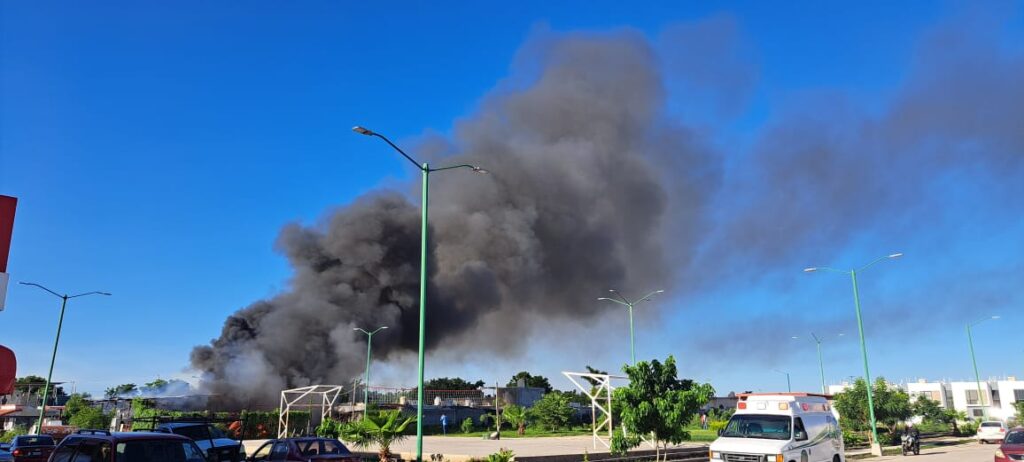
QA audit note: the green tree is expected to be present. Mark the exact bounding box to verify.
[340,410,415,462]
[507,372,553,393]
[423,377,485,390]
[528,392,574,431]
[911,397,945,424]
[104,383,138,399]
[502,404,528,435]
[833,378,912,441]
[609,355,714,462]
[68,406,110,430]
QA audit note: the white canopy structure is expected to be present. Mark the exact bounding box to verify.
[562,371,629,449]
[278,385,343,438]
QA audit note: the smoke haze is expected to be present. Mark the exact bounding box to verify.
[192,10,1024,402]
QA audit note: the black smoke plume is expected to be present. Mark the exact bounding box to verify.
[190,30,717,404]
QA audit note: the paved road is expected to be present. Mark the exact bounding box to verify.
[867,442,996,462]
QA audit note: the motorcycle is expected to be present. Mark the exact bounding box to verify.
[901,433,921,456]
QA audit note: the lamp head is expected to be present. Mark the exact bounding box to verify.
[352,126,374,136]
[888,253,904,259]
[381,326,389,329]
[992,316,1001,320]
[471,166,489,174]
[803,267,818,273]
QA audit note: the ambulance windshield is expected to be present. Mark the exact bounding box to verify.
[721,414,792,440]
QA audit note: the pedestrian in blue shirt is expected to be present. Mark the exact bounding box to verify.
[440,413,448,435]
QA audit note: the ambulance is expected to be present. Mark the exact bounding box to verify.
[709,393,844,462]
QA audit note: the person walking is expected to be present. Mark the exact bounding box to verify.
[440,413,448,435]
[701,412,708,430]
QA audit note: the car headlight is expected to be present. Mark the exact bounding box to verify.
[995,449,1005,458]
[710,451,721,460]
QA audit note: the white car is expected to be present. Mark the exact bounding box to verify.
[977,420,1008,444]
[710,393,845,462]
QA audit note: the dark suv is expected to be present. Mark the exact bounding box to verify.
[48,429,211,462]
[9,435,55,462]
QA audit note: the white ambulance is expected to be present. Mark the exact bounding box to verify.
[709,393,844,462]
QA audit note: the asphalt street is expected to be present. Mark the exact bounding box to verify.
[867,442,997,462]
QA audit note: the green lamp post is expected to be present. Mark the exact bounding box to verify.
[773,369,792,392]
[354,126,487,462]
[597,289,664,365]
[354,326,388,418]
[804,252,902,454]
[966,315,999,418]
[792,333,844,394]
[19,282,110,432]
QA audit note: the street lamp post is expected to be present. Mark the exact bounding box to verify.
[791,333,844,394]
[354,126,487,462]
[19,282,110,432]
[966,315,999,418]
[597,289,664,365]
[804,252,901,454]
[773,369,792,392]
[354,326,388,418]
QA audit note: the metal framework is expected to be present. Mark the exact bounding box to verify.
[278,385,343,438]
[563,371,628,449]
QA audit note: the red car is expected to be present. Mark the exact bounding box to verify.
[248,438,357,462]
[996,427,1024,462]
[8,435,55,462]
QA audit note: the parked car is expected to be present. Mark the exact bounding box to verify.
[153,422,245,462]
[995,427,1024,462]
[47,429,210,462]
[979,421,1009,444]
[247,438,358,462]
[8,435,55,462]
[0,444,12,462]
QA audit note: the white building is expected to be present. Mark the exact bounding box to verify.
[829,376,1022,422]
[907,379,953,409]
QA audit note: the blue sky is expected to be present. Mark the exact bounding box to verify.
[2,1,1022,397]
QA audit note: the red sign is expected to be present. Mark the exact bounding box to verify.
[0,195,16,273]
[0,345,15,395]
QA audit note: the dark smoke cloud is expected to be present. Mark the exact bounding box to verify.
[191,29,719,404]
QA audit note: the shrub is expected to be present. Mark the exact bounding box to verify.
[486,448,514,462]
[957,421,979,436]
[709,421,727,433]
[0,425,28,443]
[842,429,867,447]
[461,417,475,434]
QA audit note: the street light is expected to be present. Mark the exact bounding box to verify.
[354,126,487,462]
[19,282,110,432]
[353,326,388,418]
[791,333,844,394]
[597,289,664,365]
[773,369,792,392]
[803,252,901,454]
[966,315,999,418]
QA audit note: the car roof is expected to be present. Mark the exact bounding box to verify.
[155,422,209,428]
[68,432,193,442]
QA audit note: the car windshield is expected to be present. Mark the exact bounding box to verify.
[15,436,55,446]
[981,422,1003,428]
[1006,432,1024,445]
[207,426,227,439]
[721,414,793,440]
[115,440,205,462]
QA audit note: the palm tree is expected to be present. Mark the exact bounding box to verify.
[340,410,415,462]
[502,404,528,436]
